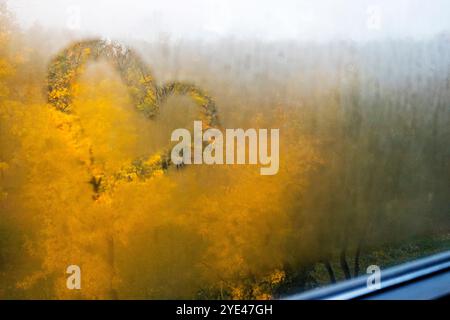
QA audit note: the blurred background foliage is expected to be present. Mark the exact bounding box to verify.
[0,1,449,299]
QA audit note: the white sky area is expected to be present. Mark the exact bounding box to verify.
[6,0,450,42]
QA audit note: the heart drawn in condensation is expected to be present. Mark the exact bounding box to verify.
[47,38,219,197]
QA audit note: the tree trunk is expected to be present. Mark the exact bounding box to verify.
[354,244,362,277]
[340,249,352,280]
[324,260,337,284]
[107,235,119,299]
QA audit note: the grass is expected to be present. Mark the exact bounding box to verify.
[280,232,450,296]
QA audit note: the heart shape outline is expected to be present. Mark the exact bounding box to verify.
[47,38,219,196]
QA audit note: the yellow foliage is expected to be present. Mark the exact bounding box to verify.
[0,7,319,299]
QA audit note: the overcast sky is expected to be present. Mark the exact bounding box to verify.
[7,0,450,42]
